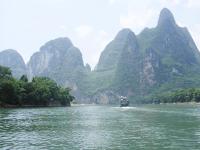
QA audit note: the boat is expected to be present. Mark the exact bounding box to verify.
[120,96,129,107]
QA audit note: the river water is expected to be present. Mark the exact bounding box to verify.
[0,104,200,150]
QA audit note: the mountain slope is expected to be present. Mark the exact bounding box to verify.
[137,8,200,97]
[3,8,199,104]
[27,37,88,102]
[0,49,26,78]
[87,8,200,104]
[80,29,142,104]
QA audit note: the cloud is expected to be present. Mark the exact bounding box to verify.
[97,30,111,50]
[160,0,198,8]
[84,29,112,69]
[119,8,156,33]
[59,25,68,31]
[186,0,200,8]
[159,0,182,6]
[72,27,112,69]
[190,24,200,50]
[75,25,93,38]
[109,0,117,5]
[171,0,181,5]
[86,29,112,69]
[177,21,185,27]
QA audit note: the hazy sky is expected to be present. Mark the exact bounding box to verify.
[1,0,200,68]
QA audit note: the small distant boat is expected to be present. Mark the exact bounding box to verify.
[120,96,129,107]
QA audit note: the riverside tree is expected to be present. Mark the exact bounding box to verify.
[0,65,74,107]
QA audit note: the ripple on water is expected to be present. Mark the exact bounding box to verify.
[0,105,200,150]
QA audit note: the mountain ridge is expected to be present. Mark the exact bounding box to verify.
[87,8,200,103]
[1,8,200,104]
[0,49,27,78]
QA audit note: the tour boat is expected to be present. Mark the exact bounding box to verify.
[120,96,129,107]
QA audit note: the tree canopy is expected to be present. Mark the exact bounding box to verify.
[0,65,74,107]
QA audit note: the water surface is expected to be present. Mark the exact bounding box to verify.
[0,104,200,149]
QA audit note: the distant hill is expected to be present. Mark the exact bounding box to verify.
[85,8,200,104]
[2,8,200,104]
[0,49,26,78]
[27,37,90,103]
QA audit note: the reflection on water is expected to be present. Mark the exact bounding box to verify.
[0,104,200,149]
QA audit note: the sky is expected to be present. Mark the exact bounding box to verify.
[1,0,200,69]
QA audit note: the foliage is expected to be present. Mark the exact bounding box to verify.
[0,65,74,107]
[147,88,200,104]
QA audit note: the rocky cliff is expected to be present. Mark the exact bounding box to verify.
[87,8,200,104]
[0,49,26,78]
[27,37,89,102]
[2,8,200,104]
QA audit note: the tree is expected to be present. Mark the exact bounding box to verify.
[0,65,12,79]
[20,75,28,82]
[0,66,74,107]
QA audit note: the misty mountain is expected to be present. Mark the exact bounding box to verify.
[86,8,200,103]
[27,37,88,100]
[0,49,26,78]
[1,8,200,104]
[137,8,200,98]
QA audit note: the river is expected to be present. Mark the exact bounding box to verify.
[0,104,200,149]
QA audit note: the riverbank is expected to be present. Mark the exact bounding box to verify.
[158,101,200,105]
[1,100,200,109]
[0,102,70,109]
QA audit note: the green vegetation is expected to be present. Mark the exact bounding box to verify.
[79,70,114,95]
[0,65,74,107]
[1,9,200,105]
[150,88,200,104]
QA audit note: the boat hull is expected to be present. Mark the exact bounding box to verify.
[120,100,129,107]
